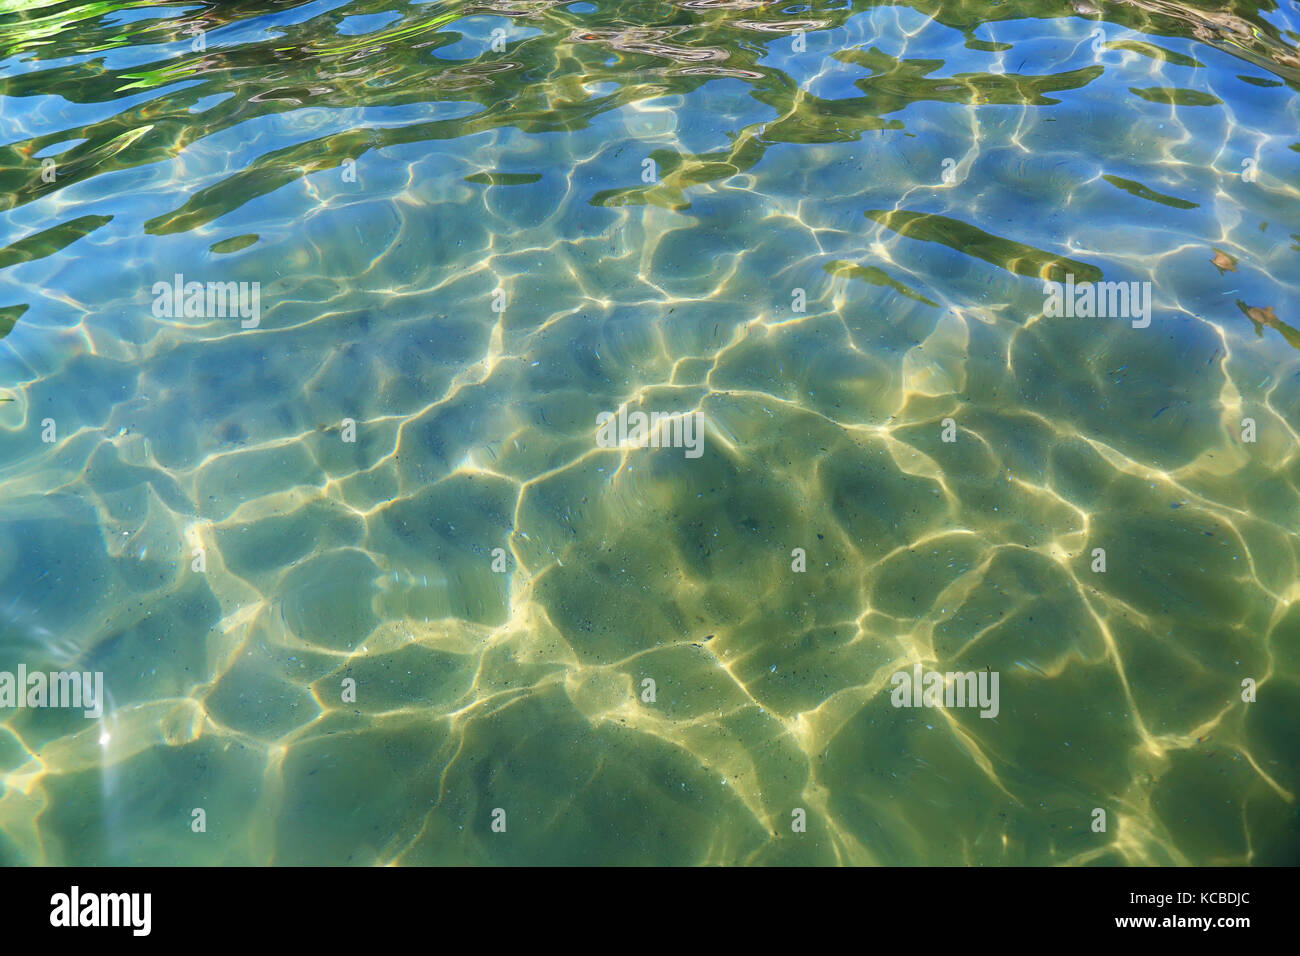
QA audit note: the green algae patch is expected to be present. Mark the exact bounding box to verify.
[0,303,27,340]
[865,209,1104,283]
[465,172,542,186]
[1103,174,1199,210]
[0,215,112,270]
[825,259,939,307]
[1129,86,1223,106]
[210,234,259,254]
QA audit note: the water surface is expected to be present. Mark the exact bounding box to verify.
[0,0,1298,865]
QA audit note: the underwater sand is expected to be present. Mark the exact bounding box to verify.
[0,0,1298,865]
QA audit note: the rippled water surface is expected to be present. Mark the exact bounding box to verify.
[1,0,1298,865]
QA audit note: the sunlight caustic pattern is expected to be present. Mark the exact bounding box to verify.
[0,0,1297,865]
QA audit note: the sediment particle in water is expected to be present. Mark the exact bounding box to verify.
[1210,248,1238,273]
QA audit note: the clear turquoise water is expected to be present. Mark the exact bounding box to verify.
[0,0,1298,865]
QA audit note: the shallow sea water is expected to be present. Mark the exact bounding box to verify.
[0,0,1298,865]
